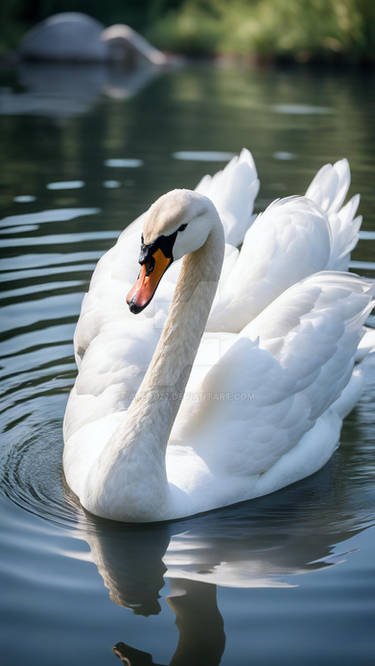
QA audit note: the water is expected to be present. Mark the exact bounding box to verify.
[1,61,375,666]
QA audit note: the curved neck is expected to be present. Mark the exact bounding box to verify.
[91,206,224,521]
[131,214,224,429]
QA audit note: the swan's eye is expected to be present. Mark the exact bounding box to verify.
[145,256,155,276]
[178,224,187,232]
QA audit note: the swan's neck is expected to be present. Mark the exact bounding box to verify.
[134,218,224,426]
[89,210,224,521]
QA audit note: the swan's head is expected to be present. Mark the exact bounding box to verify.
[126,189,216,313]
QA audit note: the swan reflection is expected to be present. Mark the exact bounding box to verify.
[74,461,364,665]
[0,62,161,118]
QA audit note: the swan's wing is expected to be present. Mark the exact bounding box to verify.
[305,158,361,270]
[64,312,162,441]
[209,157,362,332]
[66,215,168,439]
[195,148,260,247]
[173,272,374,479]
[208,196,332,332]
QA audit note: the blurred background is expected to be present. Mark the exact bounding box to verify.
[1,0,375,64]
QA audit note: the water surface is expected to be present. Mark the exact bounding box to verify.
[1,62,375,665]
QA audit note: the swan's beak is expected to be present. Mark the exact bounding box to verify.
[126,248,171,314]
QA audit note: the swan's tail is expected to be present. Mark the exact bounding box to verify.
[195,148,260,247]
[305,158,350,214]
[305,158,362,271]
[327,195,362,271]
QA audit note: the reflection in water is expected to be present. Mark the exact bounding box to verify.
[172,151,235,162]
[46,180,85,190]
[79,462,368,665]
[89,523,169,616]
[0,62,162,118]
[271,104,332,114]
[104,158,143,168]
[113,581,224,666]
[13,195,36,203]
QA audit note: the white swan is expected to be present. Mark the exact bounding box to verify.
[68,151,361,442]
[63,164,374,521]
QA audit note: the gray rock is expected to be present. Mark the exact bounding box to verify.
[19,12,108,62]
[19,13,169,66]
[102,24,167,66]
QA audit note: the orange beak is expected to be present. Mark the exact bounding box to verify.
[126,248,171,313]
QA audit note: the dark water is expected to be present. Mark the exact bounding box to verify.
[1,62,375,666]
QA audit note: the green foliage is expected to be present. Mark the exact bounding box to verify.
[1,0,375,62]
[148,0,375,62]
[147,3,225,55]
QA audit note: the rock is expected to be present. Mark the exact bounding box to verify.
[101,24,167,66]
[19,13,168,66]
[19,13,108,62]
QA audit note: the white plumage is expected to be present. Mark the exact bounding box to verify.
[63,150,374,522]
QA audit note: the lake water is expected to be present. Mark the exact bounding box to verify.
[1,61,375,666]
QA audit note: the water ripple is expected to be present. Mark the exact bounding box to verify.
[0,205,109,532]
[0,417,81,529]
[0,208,100,227]
[46,181,85,190]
